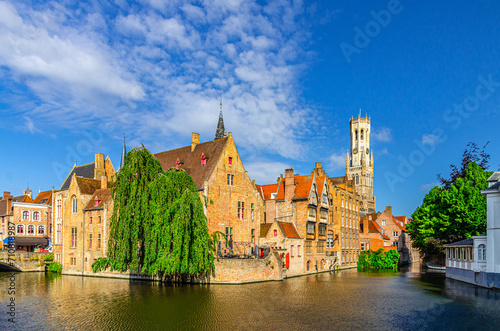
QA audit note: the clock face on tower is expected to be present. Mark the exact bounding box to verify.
[353,148,358,154]
[366,148,369,154]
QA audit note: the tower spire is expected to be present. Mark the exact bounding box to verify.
[119,131,126,171]
[214,94,226,140]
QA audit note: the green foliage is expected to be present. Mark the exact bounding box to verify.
[47,262,63,273]
[41,253,54,262]
[92,146,215,280]
[407,161,492,256]
[357,249,400,270]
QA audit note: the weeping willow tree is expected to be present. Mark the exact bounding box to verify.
[92,146,217,280]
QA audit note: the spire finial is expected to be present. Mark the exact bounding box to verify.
[359,108,361,118]
[220,93,222,113]
[120,132,127,171]
[74,159,77,166]
[215,93,226,140]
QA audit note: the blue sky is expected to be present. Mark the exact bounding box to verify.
[0,0,499,217]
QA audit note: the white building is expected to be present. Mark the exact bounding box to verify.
[444,171,500,288]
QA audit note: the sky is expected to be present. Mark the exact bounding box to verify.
[1,0,499,217]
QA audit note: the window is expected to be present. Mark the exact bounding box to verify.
[50,223,52,235]
[318,224,326,236]
[56,253,61,263]
[322,194,328,204]
[98,216,101,224]
[228,157,233,165]
[89,217,93,225]
[71,227,77,248]
[28,225,35,235]
[317,241,325,253]
[22,211,29,220]
[478,244,486,261]
[381,220,386,226]
[327,233,334,248]
[98,234,101,249]
[57,197,62,219]
[355,175,359,185]
[274,229,277,237]
[225,227,233,237]
[320,209,327,219]
[72,197,77,214]
[360,129,364,140]
[361,242,366,251]
[306,222,315,235]
[291,245,294,257]
[392,241,398,247]
[238,201,245,220]
[251,229,255,243]
[305,241,312,254]
[56,224,61,244]
[17,224,24,234]
[355,130,358,140]
[393,231,398,237]
[89,234,93,248]
[227,174,234,186]
[251,203,254,220]
[201,153,207,166]
[70,257,76,266]
[33,211,40,221]
[38,225,45,235]
[309,208,316,218]
[297,245,301,256]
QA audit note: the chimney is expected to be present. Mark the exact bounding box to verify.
[2,191,11,200]
[192,132,200,151]
[315,162,322,169]
[94,153,105,179]
[386,206,392,216]
[101,175,108,189]
[284,168,295,202]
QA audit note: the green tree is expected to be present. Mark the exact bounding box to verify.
[357,249,399,270]
[408,161,492,257]
[92,146,216,280]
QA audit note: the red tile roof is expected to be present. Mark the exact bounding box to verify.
[392,216,407,232]
[154,138,228,190]
[316,176,326,196]
[277,222,301,239]
[13,195,35,203]
[34,191,52,206]
[368,220,390,240]
[75,177,102,195]
[274,179,286,200]
[293,174,313,200]
[258,183,279,200]
[84,189,112,210]
[260,223,272,237]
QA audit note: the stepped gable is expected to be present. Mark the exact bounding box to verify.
[154,138,228,190]
[60,162,95,190]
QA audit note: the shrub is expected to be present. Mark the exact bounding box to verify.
[42,253,54,262]
[47,262,63,273]
[357,249,400,270]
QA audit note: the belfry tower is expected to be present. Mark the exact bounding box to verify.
[346,113,375,214]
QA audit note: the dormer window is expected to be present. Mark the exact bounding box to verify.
[95,196,99,207]
[271,193,277,199]
[274,229,277,237]
[228,157,233,165]
[201,153,207,166]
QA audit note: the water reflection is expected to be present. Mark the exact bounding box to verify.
[1,265,499,330]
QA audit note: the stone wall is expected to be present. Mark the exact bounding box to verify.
[0,251,46,272]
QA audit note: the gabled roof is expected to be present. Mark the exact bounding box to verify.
[60,162,95,190]
[293,174,314,200]
[34,191,52,206]
[277,222,301,239]
[316,176,326,196]
[84,189,112,210]
[392,216,407,232]
[260,223,272,237]
[154,138,228,190]
[0,200,9,216]
[368,221,390,240]
[257,183,279,200]
[13,195,35,203]
[75,177,102,195]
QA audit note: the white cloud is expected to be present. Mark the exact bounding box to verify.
[421,133,443,146]
[245,160,290,184]
[372,127,392,142]
[24,116,36,134]
[328,152,346,171]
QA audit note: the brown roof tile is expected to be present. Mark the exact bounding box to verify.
[293,174,313,200]
[154,138,228,190]
[260,223,272,237]
[34,191,52,206]
[277,221,301,239]
[84,189,112,210]
[0,199,9,216]
[75,177,102,195]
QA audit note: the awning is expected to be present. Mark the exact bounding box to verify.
[5,237,49,246]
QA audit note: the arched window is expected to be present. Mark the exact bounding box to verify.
[360,129,364,140]
[22,211,29,220]
[28,225,35,235]
[306,260,310,271]
[33,211,40,221]
[355,175,359,185]
[57,195,62,219]
[38,225,45,235]
[72,196,77,214]
[478,244,486,261]
[355,130,358,140]
[17,224,24,234]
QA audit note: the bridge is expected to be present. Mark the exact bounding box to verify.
[0,251,47,272]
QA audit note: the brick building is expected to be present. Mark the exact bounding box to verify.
[52,153,115,273]
[360,206,417,264]
[1,188,52,251]
[154,131,263,256]
[329,175,361,268]
[258,163,334,276]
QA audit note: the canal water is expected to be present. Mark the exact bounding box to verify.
[1,264,500,330]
